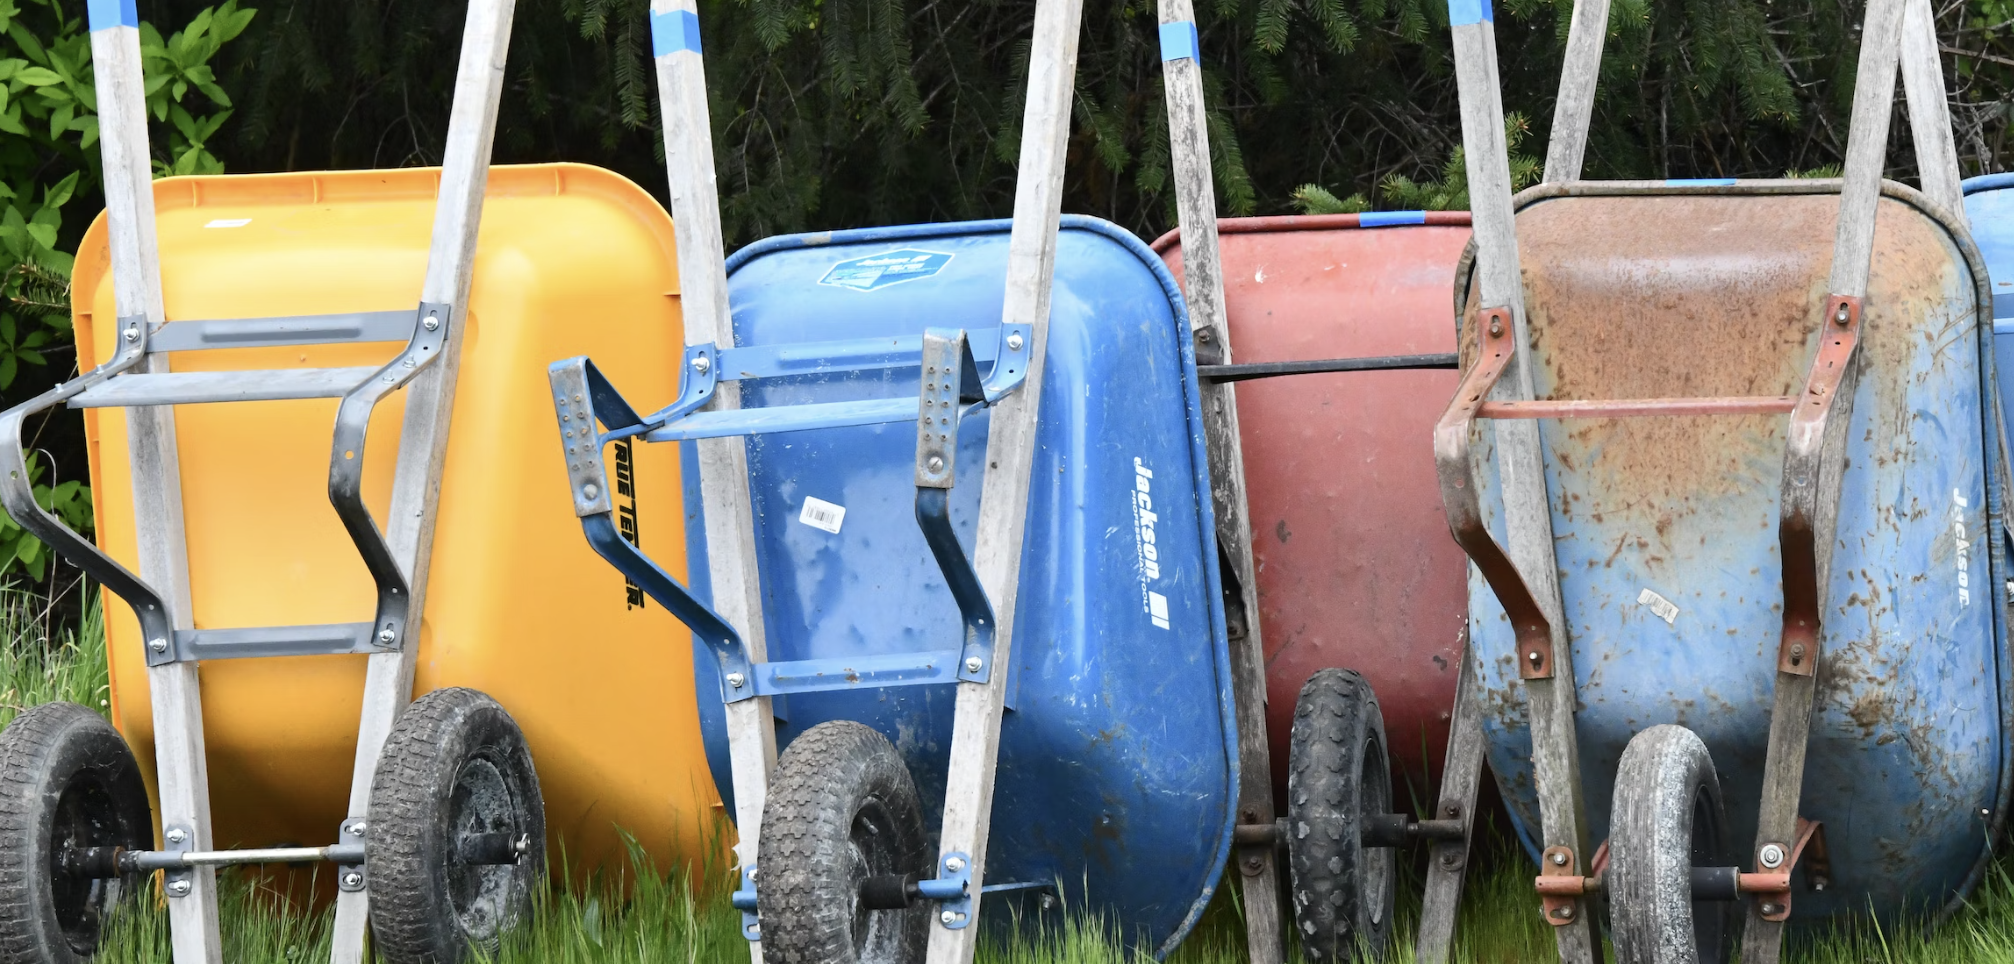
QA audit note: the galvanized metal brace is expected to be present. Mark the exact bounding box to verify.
[550,324,1030,705]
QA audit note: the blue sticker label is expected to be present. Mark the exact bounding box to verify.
[651,9,702,57]
[1159,21,1200,62]
[88,0,139,31]
[1359,210,1428,227]
[1448,0,1493,26]
[819,249,954,291]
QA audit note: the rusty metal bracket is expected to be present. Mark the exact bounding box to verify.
[1745,818,1828,921]
[1777,295,1863,677]
[1533,840,1608,926]
[1434,306,1557,681]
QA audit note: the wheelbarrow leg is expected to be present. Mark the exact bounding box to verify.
[1742,0,1901,959]
[925,3,1081,963]
[1414,632,1485,964]
[1152,4,1285,962]
[326,4,519,961]
[647,4,783,957]
[84,14,219,961]
[1444,6,1603,961]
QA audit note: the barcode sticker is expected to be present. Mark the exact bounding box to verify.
[1637,588,1680,625]
[799,496,846,534]
[204,218,252,228]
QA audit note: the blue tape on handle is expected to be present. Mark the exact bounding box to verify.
[651,9,702,57]
[1665,178,1737,186]
[1159,21,1200,62]
[1360,211,1428,228]
[1447,0,1493,26]
[88,0,139,31]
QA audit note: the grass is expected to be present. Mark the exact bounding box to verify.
[6,588,2014,962]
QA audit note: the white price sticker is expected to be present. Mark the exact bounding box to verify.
[799,496,846,534]
[1637,588,1679,625]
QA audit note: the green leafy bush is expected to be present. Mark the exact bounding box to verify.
[0,0,252,579]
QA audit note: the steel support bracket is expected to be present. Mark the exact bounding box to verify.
[161,825,195,899]
[1534,840,1607,925]
[1750,818,1829,921]
[1434,306,1557,680]
[915,329,998,686]
[930,851,975,929]
[730,863,760,940]
[1777,295,1862,677]
[335,816,367,893]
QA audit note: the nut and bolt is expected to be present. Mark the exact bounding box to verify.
[945,856,966,872]
[927,456,945,473]
[166,879,192,897]
[342,871,364,889]
[1527,650,1543,666]
[124,327,140,343]
[1550,906,1574,921]
[423,315,440,331]
[148,638,168,654]
[964,657,983,673]
[1759,844,1786,869]
[582,482,600,500]
[1006,332,1025,351]
[692,355,711,374]
[725,673,746,688]
[1760,902,1781,916]
[345,821,368,838]
[378,627,397,645]
[165,829,188,845]
[1788,643,1805,665]
[1550,852,1569,867]
[1488,318,1505,337]
[1835,304,1852,325]
[941,911,957,925]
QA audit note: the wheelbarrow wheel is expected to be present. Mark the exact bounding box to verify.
[0,702,152,964]
[366,688,545,964]
[759,720,929,964]
[1610,724,1736,964]
[1285,668,1395,961]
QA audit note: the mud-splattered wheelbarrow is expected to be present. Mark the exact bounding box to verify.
[1433,0,2007,962]
[548,2,1241,961]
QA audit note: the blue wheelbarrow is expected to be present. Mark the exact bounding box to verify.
[551,214,1238,957]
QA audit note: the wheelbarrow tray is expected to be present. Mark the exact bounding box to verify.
[1463,180,2009,920]
[680,216,1238,953]
[1153,213,1474,800]
[73,164,721,879]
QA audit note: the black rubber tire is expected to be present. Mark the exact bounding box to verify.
[0,702,152,964]
[758,721,929,964]
[366,688,545,964]
[1610,724,1736,964]
[1285,668,1395,962]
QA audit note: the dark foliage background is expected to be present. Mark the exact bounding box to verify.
[135,0,2014,247]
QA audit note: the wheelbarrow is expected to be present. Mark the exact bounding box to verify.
[0,3,713,962]
[1152,212,1480,958]
[1433,0,2007,961]
[548,1,1236,960]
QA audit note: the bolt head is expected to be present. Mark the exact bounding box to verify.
[1834,305,1851,325]
[1550,852,1568,866]
[1760,902,1780,915]
[1550,905,1573,920]
[378,628,397,644]
[1006,332,1025,351]
[964,656,983,673]
[423,315,441,331]
[1527,650,1542,665]
[582,482,600,500]
[692,355,711,374]
[148,637,168,653]
[725,673,746,688]
[940,911,957,925]
[1488,319,1505,337]
[945,856,965,872]
[342,872,364,889]
[345,821,368,838]
[926,456,945,473]
[1759,843,1785,868]
[165,828,188,844]
[123,327,139,343]
[166,879,192,897]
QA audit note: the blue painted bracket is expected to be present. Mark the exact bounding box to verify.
[729,864,760,940]
[931,852,975,929]
[550,322,1026,707]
